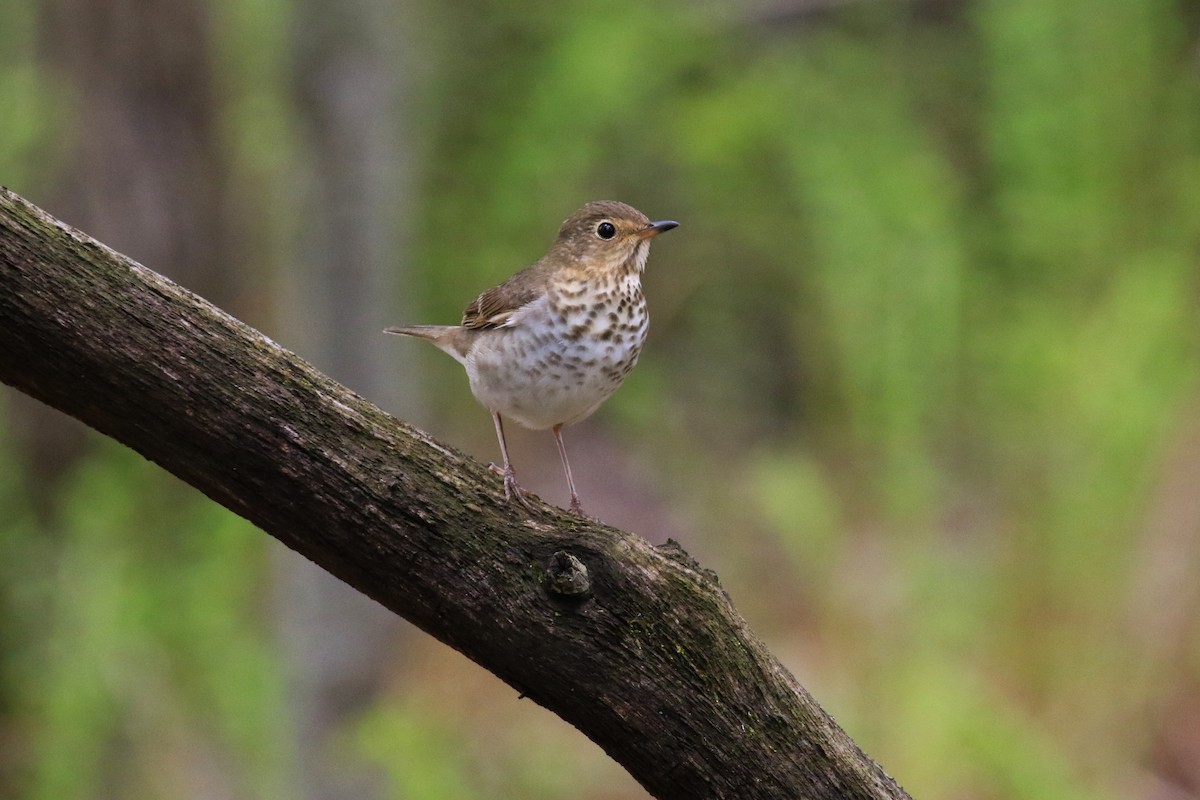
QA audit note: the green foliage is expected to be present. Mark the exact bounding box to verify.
[3,443,287,800]
[0,0,71,190]
[355,704,480,800]
[354,692,637,799]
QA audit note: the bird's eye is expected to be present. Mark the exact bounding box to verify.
[596,221,616,240]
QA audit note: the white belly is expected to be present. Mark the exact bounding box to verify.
[464,293,647,430]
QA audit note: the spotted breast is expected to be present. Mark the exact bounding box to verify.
[464,270,648,431]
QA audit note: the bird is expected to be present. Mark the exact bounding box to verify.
[385,200,678,516]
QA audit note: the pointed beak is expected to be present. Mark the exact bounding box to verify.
[637,219,679,239]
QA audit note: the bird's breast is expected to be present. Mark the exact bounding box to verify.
[461,280,649,429]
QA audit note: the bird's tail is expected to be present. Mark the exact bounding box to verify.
[384,324,455,341]
[384,325,470,364]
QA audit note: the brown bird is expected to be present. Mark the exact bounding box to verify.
[386,200,678,515]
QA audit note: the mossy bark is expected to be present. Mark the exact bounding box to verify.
[0,187,909,800]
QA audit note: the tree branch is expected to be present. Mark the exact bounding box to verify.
[0,187,909,799]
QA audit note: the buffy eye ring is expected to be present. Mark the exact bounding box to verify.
[596,221,616,240]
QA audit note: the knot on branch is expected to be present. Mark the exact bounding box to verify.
[545,551,592,600]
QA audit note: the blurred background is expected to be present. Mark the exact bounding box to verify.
[2,0,1200,798]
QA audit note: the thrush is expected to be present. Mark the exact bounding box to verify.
[386,200,678,515]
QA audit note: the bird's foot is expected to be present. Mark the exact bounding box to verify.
[501,467,538,512]
[568,496,603,523]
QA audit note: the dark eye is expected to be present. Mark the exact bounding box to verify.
[596,221,616,240]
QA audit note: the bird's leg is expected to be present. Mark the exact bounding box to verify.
[491,412,535,511]
[552,424,585,516]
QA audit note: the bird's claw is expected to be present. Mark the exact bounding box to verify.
[502,468,538,512]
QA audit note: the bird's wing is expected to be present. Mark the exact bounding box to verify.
[460,268,546,330]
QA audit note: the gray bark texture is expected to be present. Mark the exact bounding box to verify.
[0,187,911,800]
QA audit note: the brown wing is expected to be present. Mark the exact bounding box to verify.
[460,266,547,329]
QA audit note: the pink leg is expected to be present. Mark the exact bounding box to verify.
[552,424,584,515]
[492,412,535,511]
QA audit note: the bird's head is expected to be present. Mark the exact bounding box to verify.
[552,200,678,275]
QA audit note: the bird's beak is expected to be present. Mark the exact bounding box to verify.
[637,219,679,239]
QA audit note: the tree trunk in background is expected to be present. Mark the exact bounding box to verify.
[24,0,239,515]
[17,2,248,797]
[283,2,417,798]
